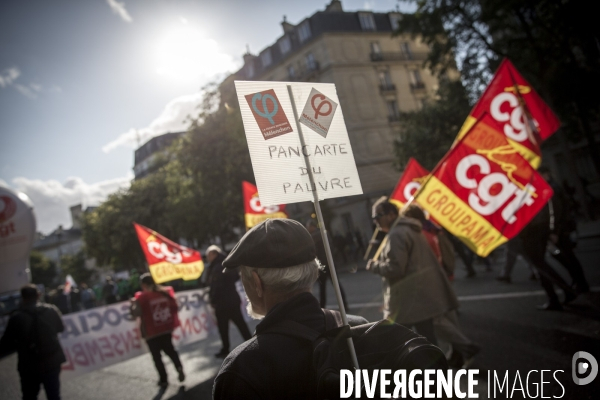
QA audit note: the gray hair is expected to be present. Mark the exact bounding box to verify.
[240,259,322,293]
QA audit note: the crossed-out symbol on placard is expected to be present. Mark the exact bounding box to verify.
[311,94,332,119]
[252,93,279,125]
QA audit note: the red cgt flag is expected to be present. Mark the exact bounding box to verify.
[456,59,560,168]
[243,181,288,229]
[390,158,430,209]
[417,113,554,256]
[133,223,204,284]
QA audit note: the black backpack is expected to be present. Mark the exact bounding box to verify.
[263,309,448,400]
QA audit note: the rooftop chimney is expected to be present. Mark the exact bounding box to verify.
[281,15,295,33]
[325,0,343,12]
[70,204,83,230]
[243,44,256,64]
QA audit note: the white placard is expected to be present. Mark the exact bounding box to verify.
[235,81,363,206]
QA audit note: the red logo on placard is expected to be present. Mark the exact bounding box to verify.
[245,89,293,140]
[0,196,17,223]
[311,94,333,119]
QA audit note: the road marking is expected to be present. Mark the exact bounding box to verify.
[458,290,546,301]
[338,291,546,309]
[334,286,599,309]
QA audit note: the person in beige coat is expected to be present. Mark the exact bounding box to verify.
[404,204,481,368]
[366,197,459,345]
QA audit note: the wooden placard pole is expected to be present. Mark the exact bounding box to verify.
[286,85,360,371]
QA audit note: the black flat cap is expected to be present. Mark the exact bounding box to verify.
[223,218,316,269]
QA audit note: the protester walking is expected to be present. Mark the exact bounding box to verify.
[0,284,67,400]
[52,285,71,315]
[540,167,590,294]
[447,234,477,278]
[305,219,349,310]
[102,277,117,305]
[130,274,185,387]
[204,245,252,358]
[403,205,481,368]
[333,233,348,264]
[520,186,578,310]
[496,235,537,283]
[79,283,96,309]
[366,197,458,345]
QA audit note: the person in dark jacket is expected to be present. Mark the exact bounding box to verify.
[0,284,66,400]
[53,285,71,315]
[520,172,578,310]
[305,219,348,310]
[102,277,117,305]
[540,167,590,294]
[205,245,252,358]
[213,219,367,400]
[447,234,477,278]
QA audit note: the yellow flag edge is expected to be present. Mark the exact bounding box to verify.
[415,176,508,257]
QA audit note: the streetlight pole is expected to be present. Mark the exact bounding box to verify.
[56,225,63,277]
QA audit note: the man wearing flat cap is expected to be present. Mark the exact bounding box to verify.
[212,218,366,400]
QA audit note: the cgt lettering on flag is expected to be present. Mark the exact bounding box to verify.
[242,181,288,229]
[417,113,554,256]
[133,223,204,284]
[390,157,430,210]
[456,59,560,168]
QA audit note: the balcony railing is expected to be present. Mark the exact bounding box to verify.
[370,52,428,62]
[410,82,426,91]
[288,62,321,81]
[379,83,396,93]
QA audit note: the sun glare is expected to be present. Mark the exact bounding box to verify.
[155,26,236,82]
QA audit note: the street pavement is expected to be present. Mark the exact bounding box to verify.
[1,235,599,399]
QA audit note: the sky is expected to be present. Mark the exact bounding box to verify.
[0,0,409,234]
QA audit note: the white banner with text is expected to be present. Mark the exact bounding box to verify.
[59,288,216,380]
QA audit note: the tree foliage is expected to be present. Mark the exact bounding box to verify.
[397,0,600,173]
[82,78,254,270]
[30,251,58,288]
[60,250,94,285]
[394,79,471,170]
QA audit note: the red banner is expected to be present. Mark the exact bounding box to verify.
[133,223,203,284]
[418,114,554,256]
[243,181,288,229]
[389,158,430,209]
[457,59,560,168]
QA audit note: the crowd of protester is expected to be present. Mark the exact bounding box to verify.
[1,167,594,399]
[43,270,143,314]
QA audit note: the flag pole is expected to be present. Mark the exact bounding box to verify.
[362,228,380,261]
[367,113,488,262]
[508,77,540,149]
[286,85,360,371]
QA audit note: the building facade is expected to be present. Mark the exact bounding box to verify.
[32,204,100,281]
[133,131,185,180]
[232,0,443,244]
